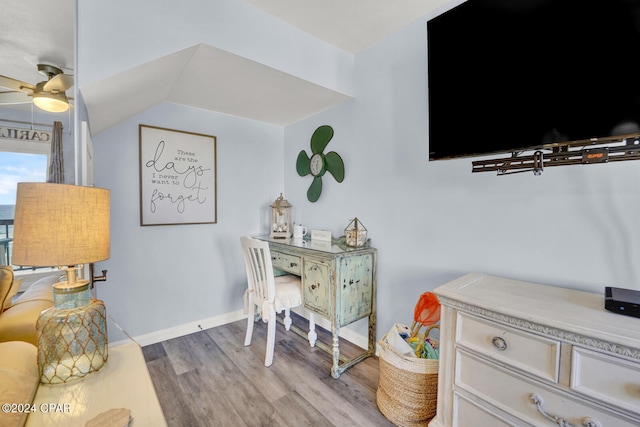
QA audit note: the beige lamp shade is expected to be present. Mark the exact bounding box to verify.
[12,183,110,267]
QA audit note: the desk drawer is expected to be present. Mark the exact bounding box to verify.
[457,313,560,382]
[571,347,640,414]
[302,259,331,318]
[271,252,301,275]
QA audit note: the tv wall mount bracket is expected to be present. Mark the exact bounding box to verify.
[471,133,640,176]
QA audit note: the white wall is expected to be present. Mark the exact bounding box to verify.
[79,0,351,341]
[92,102,284,338]
[284,16,640,338]
[84,2,640,343]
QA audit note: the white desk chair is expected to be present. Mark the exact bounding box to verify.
[240,236,316,367]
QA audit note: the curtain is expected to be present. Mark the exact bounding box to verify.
[47,121,64,183]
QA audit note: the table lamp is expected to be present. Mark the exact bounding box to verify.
[12,182,110,384]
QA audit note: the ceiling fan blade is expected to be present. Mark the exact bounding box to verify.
[296,150,311,176]
[307,176,323,203]
[0,91,32,104]
[324,151,345,183]
[43,74,74,92]
[0,75,35,93]
[310,125,333,154]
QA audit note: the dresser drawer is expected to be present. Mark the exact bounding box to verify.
[456,349,638,427]
[271,252,301,275]
[572,347,640,414]
[453,393,515,427]
[456,313,560,382]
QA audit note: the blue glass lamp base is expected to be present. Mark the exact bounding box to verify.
[36,283,108,384]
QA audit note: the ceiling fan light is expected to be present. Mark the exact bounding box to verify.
[33,91,69,113]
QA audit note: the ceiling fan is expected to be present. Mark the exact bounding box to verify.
[0,64,73,113]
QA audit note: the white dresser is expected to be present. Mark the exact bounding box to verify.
[428,273,640,427]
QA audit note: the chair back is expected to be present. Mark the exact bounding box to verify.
[240,236,275,303]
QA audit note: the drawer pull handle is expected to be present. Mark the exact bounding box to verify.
[491,336,508,351]
[290,262,298,267]
[528,394,601,427]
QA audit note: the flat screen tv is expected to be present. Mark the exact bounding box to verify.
[427,0,640,160]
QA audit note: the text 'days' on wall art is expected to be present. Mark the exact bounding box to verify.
[139,124,217,226]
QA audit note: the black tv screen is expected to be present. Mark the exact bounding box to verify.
[428,0,640,160]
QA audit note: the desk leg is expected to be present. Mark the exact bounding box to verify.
[369,251,377,355]
[330,314,377,379]
[368,309,377,354]
[331,323,341,379]
[308,312,317,347]
[288,316,374,379]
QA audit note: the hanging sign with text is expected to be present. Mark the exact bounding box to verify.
[139,125,217,226]
[0,126,52,143]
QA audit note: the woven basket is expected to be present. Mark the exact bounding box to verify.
[376,326,439,427]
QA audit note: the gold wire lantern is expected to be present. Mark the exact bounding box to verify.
[270,193,292,239]
[345,217,368,247]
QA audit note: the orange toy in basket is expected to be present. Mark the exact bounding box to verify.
[410,291,441,337]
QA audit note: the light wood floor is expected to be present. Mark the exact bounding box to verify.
[142,313,395,427]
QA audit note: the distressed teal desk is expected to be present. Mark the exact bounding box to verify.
[259,237,377,378]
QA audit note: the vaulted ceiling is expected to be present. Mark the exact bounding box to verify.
[0,0,445,132]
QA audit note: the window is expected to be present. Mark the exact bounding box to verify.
[0,151,47,203]
[0,126,50,266]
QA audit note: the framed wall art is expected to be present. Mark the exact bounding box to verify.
[139,125,217,226]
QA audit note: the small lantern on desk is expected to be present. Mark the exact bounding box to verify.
[345,217,367,247]
[270,193,292,239]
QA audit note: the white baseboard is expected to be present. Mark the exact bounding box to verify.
[111,308,370,350]
[111,309,247,347]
